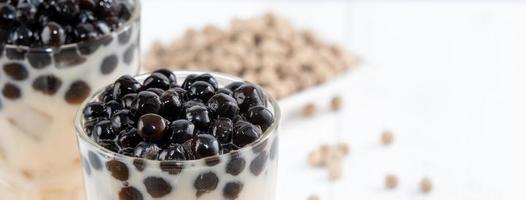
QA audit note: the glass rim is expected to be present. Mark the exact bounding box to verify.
[1,0,141,53]
[74,70,281,165]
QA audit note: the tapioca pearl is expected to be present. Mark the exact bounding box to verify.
[223,181,244,199]
[194,171,219,197]
[32,75,62,95]
[226,154,246,176]
[250,151,268,176]
[53,46,86,68]
[106,160,129,181]
[119,186,143,200]
[3,63,28,81]
[133,159,146,172]
[160,162,184,175]
[27,52,52,69]
[88,151,102,170]
[101,55,119,75]
[123,43,136,65]
[205,156,221,167]
[65,80,91,104]
[82,157,91,176]
[5,48,27,60]
[118,27,132,45]
[2,83,21,100]
[270,137,279,160]
[143,177,173,198]
[252,139,268,153]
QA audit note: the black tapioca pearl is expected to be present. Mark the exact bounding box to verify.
[118,27,132,45]
[270,137,278,160]
[101,54,118,75]
[250,151,268,176]
[88,151,102,170]
[123,43,136,65]
[64,80,91,104]
[252,139,268,153]
[205,156,221,167]
[82,157,91,176]
[223,181,243,199]
[106,160,129,181]
[143,176,172,198]
[3,63,28,81]
[226,154,245,176]
[119,186,143,200]
[194,171,219,197]
[32,75,62,95]
[27,52,52,69]
[5,48,27,60]
[2,83,21,100]
[54,46,86,68]
[133,159,146,172]
[160,162,184,175]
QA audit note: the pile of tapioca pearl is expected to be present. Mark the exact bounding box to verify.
[145,13,355,99]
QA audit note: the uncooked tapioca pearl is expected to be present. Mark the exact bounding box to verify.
[123,43,136,65]
[133,159,146,172]
[27,52,52,69]
[385,174,398,189]
[101,54,119,75]
[308,148,324,167]
[308,195,320,200]
[3,63,28,81]
[105,160,129,181]
[223,181,244,199]
[2,83,21,100]
[420,177,432,193]
[381,130,394,145]
[337,142,350,155]
[32,75,62,95]
[64,80,91,104]
[226,154,246,176]
[119,186,143,200]
[88,151,102,170]
[250,151,268,176]
[194,171,219,197]
[303,103,317,117]
[143,176,173,198]
[160,162,184,175]
[270,137,279,160]
[330,96,343,111]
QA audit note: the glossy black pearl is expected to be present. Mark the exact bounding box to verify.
[121,93,137,109]
[216,88,233,96]
[146,87,165,97]
[207,93,239,119]
[56,0,80,23]
[137,113,167,142]
[9,25,34,46]
[131,91,161,118]
[167,119,195,144]
[143,72,170,90]
[185,105,211,131]
[41,22,65,47]
[224,81,244,92]
[117,128,141,149]
[93,20,111,35]
[188,81,215,102]
[232,120,262,148]
[113,75,141,99]
[246,105,274,132]
[0,5,16,25]
[192,134,220,158]
[73,23,98,42]
[153,69,177,85]
[134,142,161,160]
[194,73,218,89]
[160,89,183,121]
[92,120,117,142]
[77,10,96,24]
[211,117,233,144]
[99,139,119,152]
[158,144,186,161]
[83,102,107,120]
[182,74,198,90]
[111,109,134,132]
[104,100,122,117]
[233,83,267,111]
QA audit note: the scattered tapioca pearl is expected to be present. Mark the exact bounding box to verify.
[381,130,394,145]
[27,52,52,69]
[270,137,278,160]
[385,174,398,189]
[249,151,268,176]
[160,162,184,175]
[223,181,243,199]
[133,159,146,172]
[5,48,27,60]
[420,177,432,193]
[2,83,21,100]
[226,154,246,176]
[32,75,62,95]
[205,156,221,166]
[101,54,118,74]
[53,47,86,68]
[3,63,28,81]
[82,157,91,176]
[105,160,129,181]
[119,186,143,200]
[118,27,132,45]
[123,43,136,65]
[143,176,173,198]
[194,171,219,197]
[88,151,102,170]
[65,80,91,104]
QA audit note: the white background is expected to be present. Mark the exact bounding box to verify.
[141,1,526,199]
